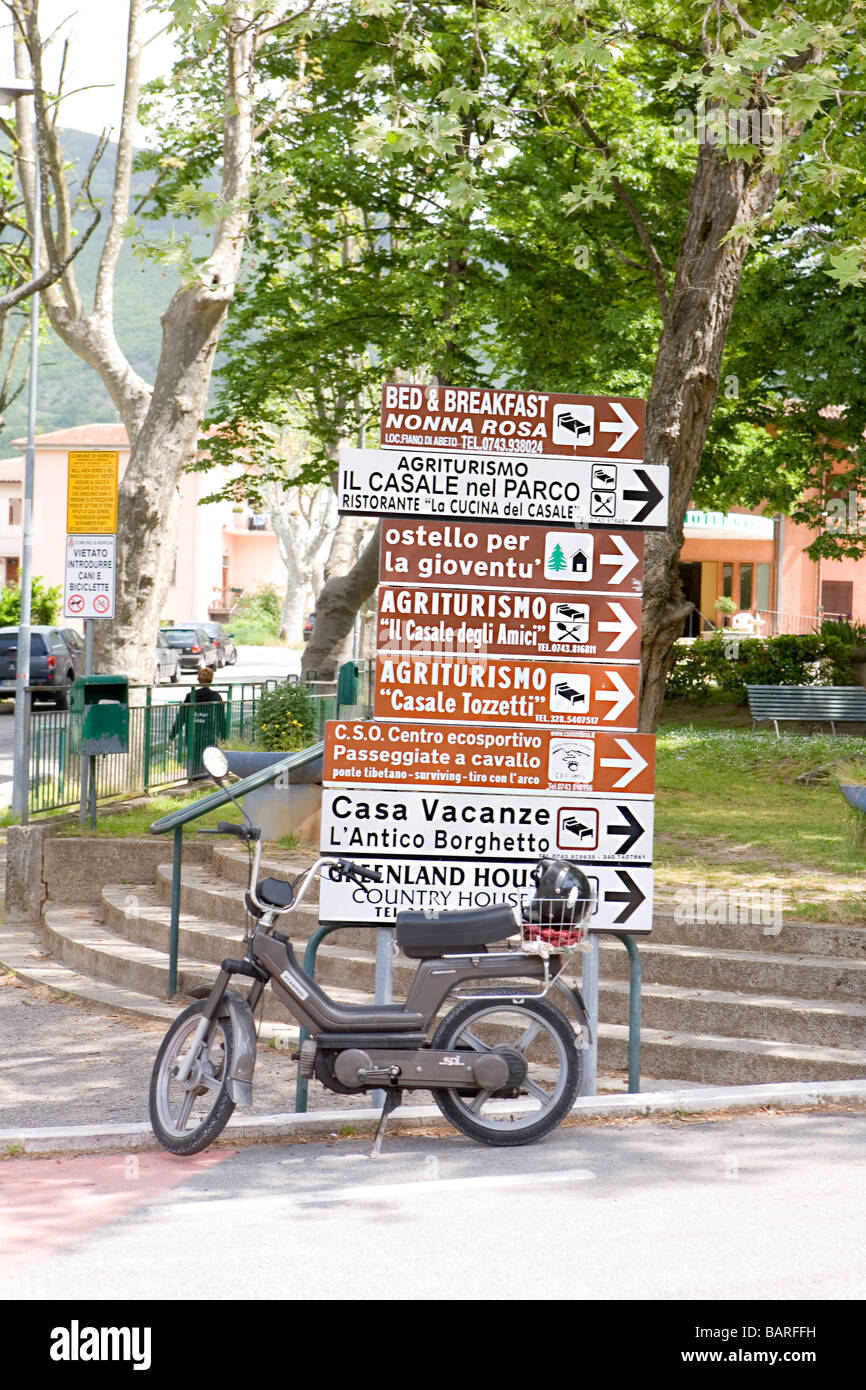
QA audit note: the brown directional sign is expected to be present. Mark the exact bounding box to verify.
[380,383,645,461]
[374,654,641,731]
[324,720,656,796]
[377,585,643,662]
[380,521,643,594]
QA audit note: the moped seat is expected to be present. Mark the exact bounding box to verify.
[395,903,520,960]
[257,876,294,908]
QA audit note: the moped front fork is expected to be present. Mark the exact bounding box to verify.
[183,957,267,1105]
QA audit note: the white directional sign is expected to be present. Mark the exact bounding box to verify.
[319,855,654,933]
[63,534,117,620]
[339,447,669,530]
[322,788,654,864]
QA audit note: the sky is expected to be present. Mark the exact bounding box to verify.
[0,1,176,140]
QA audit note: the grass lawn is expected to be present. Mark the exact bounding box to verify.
[654,723,866,923]
[28,702,866,927]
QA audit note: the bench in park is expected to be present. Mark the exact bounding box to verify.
[746,684,866,738]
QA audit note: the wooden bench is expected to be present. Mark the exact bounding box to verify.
[746,684,866,737]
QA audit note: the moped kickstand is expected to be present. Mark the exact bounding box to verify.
[371,1089,403,1158]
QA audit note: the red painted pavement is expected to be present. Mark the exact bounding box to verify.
[0,1149,234,1274]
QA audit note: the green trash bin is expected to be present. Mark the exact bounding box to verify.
[336,660,359,709]
[71,675,129,755]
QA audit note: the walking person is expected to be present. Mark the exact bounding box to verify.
[170,667,228,778]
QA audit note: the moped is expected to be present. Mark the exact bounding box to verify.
[149,748,593,1155]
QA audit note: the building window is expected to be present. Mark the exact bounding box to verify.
[756,563,771,613]
[739,563,753,611]
[722,563,733,599]
[8,499,21,526]
[821,580,853,618]
[5,558,19,585]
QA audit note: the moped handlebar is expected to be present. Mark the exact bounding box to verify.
[328,858,383,885]
[200,822,262,842]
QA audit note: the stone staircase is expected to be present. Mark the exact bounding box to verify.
[6,835,866,1085]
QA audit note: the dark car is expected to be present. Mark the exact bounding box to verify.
[0,625,86,708]
[154,631,181,685]
[161,626,220,672]
[176,620,237,668]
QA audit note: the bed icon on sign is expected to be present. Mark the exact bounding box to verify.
[557,807,599,851]
[549,603,590,644]
[553,405,594,448]
[551,673,591,713]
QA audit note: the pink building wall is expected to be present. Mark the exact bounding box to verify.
[7,424,286,630]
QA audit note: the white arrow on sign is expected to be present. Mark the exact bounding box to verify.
[597,601,638,653]
[599,535,640,585]
[599,401,639,453]
[599,737,649,788]
[596,669,636,722]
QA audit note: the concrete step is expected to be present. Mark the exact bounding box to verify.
[650,912,866,960]
[600,938,866,1002]
[599,979,866,1051]
[99,883,402,995]
[153,862,374,949]
[0,921,298,1040]
[211,843,318,895]
[597,1022,866,1085]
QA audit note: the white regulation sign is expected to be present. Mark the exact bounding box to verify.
[63,534,117,619]
[319,856,654,933]
[339,447,669,530]
[322,788,654,864]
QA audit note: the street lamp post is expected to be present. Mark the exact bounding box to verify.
[0,77,39,822]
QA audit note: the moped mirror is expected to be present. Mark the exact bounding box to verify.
[202,746,229,780]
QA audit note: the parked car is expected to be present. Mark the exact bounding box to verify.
[176,620,237,668]
[161,626,220,672]
[0,625,86,708]
[154,630,181,685]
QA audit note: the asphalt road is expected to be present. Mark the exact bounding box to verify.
[1,1108,864,1305]
[0,644,300,798]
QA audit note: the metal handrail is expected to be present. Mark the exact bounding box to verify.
[149,739,325,995]
[149,740,325,835]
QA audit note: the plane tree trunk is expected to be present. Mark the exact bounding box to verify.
[637,144,784,731]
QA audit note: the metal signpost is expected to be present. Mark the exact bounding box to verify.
[63,451,119,826]
[321,384,668,1094]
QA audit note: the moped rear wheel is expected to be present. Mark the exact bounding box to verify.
[150,1000,236,1155]
[431,993,581,1147]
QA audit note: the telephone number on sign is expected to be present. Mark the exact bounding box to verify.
[381,433,544,455]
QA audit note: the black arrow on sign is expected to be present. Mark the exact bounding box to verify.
[607,806,644,855]
[604,870,645,924]
[623,468,663,523]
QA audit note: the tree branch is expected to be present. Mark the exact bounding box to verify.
[562,94,672,327]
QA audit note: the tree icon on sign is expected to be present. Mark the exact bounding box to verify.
[548,543,567,573]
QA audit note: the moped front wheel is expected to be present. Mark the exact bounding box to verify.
[149,1000,236,1155]
[431,993,581,1147]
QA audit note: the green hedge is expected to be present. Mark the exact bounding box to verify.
[665,632,853,703]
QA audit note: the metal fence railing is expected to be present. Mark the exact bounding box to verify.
[23,674,350,819]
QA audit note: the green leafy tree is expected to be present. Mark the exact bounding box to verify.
[0,574,61,625]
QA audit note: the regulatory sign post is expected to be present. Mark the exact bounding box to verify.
[321,383,667,1095]
[63,452,119,828]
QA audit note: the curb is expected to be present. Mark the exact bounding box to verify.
[3,1078,865,1156]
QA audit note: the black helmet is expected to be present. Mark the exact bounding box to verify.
[525,858,595,930]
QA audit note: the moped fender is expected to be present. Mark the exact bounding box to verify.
[553,978,592,1043]
[186,983,257,1106]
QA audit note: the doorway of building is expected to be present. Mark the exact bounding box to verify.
[679,562,702,637]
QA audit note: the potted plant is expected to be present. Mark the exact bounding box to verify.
[714,595,736,627]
